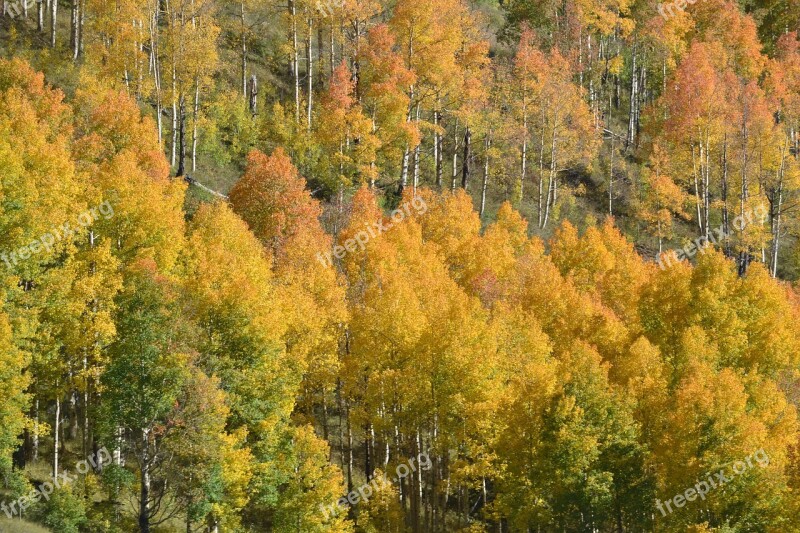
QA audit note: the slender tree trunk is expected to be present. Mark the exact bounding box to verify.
[722,134,729,251]
[33,398,39,461]
[414,431,423,532]
[537,109,546,227]
[241,1,247,98]
[50,0,57,48]
[578,26,583,87]
[69,392,78,440]
[434,109,443,188]
[306,14,313,131]
[451,121,459,191]
[609,135,614,215]
[322,390,330,452]
[290,0,300,124]
[771,140,787,277]
[739,111,750,276]
[82,354,89,469]
[329,26,335,78]
[171,65,178,167]
[431,405,438,532]
[741,101,750,218]
[542,124,557,229]
[413,105,421,192]
[657,217,663,254]
[413,142,421,192]
[705,138,710,238]
[480,134,491,217]
[364,423,372,480]
[54,396,60,478]
[114,427,123,466]
[692,144,702,234]
[400,146,410,194]
[149,3,163,147]
[70,0,76,49]
[139,430,151,533]
[461,127,471,190]
[346,405,353,491]
[520,108,528,205]
[71,0,82,60]
[38,0,44,31]
[337,379,345,474]
[638,59,645,136]
[627,43,637,147]
[177,94,186,177]
[317,24,324,84]
[192,80,199,173]
[772,177,784,278]
[249,74,258,116]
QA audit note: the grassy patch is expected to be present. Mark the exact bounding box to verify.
[0,517,51,532]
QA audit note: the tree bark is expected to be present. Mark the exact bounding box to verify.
[71,0,81,60]
[771,141,787,277]
[451,121,459,191]
[609,135,614,215]
[413,104,421,192]
[329,25,335,79]
[692,144,703,234]
[722,133,729,252]
[306,14,313,131]
[290,0,300,124]
[38,0,44,32]
[520,109,528,205]
[480,134,491,217]
[33,398,39,462]
[434,109,443,188]
[461,127,471,190]
[399,146,410,195]
[537,109,546,227]
[364,423,372,481]
[149,3,163,147]
[346,405,353,491]
[542,123,558,229]
[241,1,247,98]
[192,80,199,173]
[50,0,57,48]
[177,94,186,177]
[139,430,151,533]
[627,43,637,147]
[772,177,784,278]
[702,135,710,239]
[249,74,258,116]
[54,396,60,478]
[171,64,178,167]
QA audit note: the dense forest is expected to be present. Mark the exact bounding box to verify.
[3,0,800,531]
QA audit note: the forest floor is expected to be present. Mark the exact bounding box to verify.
[0,517,51,532]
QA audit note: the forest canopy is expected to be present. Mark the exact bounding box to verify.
[2,0,800,531]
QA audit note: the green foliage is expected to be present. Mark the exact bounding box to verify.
[36,486,87,533]
[199,90,259,168]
